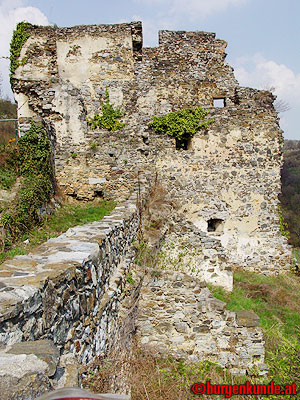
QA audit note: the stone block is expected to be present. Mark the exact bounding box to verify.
[7,339,60,377]
[235,310,260,327]
[89,178,107,185]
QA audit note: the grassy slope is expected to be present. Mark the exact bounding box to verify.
[280,140,300,248]
[0,200,115,264]
[209,270,300,345]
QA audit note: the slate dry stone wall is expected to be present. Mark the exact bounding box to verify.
[0,192,142,364]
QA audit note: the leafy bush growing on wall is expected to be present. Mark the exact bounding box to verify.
[10,21,34,82]
[87,89,125,131]
[148,107,213,149]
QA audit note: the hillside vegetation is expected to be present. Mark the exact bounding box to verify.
[0,98,17,145]
[280,140,300,250]
[0,118,115,263]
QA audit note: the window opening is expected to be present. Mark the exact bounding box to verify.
[175,136,191,150]
[213,98,226,108]
[207,218,224,232]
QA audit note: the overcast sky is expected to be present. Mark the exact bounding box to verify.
[0,0,299,140]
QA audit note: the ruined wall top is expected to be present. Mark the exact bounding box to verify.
[11,20,290,280]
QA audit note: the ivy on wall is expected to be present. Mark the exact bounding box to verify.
[0,124,54,248]
[148,107,213,149]
[10,21,34,82]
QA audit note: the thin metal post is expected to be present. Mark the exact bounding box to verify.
[15,120,18,142]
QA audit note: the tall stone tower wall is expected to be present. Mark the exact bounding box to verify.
[11,21,291,279]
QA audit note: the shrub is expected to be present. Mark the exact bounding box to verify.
[148,107,213,149]
[278,203,290,239]
[87,89,125,131]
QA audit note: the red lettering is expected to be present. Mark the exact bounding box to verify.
[274,385,281,394]
[206,381,213,395]
[246,381,253,395]
[225,385,232,398]
[267,381,274,395]
[285,386,292,395]
[239,384,246,395]
[252,385,259,395]
[213,385,221,395]
[232,385,238,395]
[259,385,267,395]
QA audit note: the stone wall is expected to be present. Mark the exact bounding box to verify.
[137,269,265,376]
[0,185,267,398]
[4,21,293,397]
[11,21,291,277]
[0,191,142,398]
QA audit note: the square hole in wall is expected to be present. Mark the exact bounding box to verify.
[175,136,191,150]
[207,218,224,232]
[213,98,226,108]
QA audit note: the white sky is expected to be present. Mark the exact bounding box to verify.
[0,0,299,140]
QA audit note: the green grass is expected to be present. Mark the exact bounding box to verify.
[0,200,115,264]
[0,166,17,189]
[209,270,300,344]
[0,245,28,264]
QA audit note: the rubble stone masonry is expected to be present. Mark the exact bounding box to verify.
[11,21,291,277]
[1,20,292,397]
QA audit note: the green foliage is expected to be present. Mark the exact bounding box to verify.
[0,139,18,189]
[278,204,290,239]
[280,142,300,247]
[134,240,157,269]
[0,166,17,190]
[210,270,300,343]
[0,200,115,264]
[2,175,51,242]
[71,152,78,159]
[148,107,213,149]
[87,89,125,131]
[10,22,33,81]
[294,248,300,266]
[0,245,27,265]
[266,340,300,394]
[0,124,54,248]
[18,124,53,178]
[126,272,135,285]
[89,141,99,150]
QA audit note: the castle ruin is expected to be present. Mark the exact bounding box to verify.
[0,21,292,398]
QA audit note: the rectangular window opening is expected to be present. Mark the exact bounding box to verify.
[207,218,224,232]
[213,98,226,108]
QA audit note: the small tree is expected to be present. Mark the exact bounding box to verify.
[264,86,291,113]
